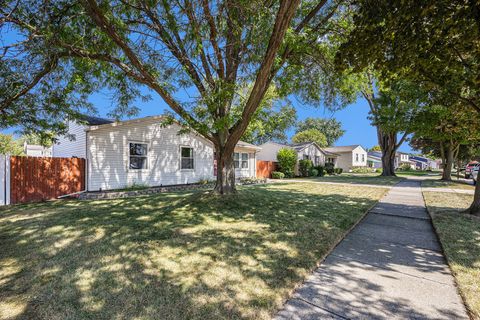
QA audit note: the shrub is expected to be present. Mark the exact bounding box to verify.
[277,148,297,178]
[325,162,335,175]
[334,168,343,175]
[309,168,319,177]
[314,165,325,177]
[271,171,285,179]
[299,159,314,177]
[398,163,413,171]
[351,166,371,173]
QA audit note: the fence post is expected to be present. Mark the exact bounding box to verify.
[0,155,10,206]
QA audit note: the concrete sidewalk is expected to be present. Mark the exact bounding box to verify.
[276,180,468,320]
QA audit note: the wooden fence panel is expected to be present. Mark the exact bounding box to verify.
[256,160,278,178]
[10,156,85,204]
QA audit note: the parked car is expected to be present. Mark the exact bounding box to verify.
[465,161,479,179]
[473,165,479,185]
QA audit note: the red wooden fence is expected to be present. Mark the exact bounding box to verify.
[256,160,277,178]
[10,156,85,204]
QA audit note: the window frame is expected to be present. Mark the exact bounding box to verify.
[355,153,359,162]
[234,152,249,169]
[180,146,195,171]
[128,141,149,171]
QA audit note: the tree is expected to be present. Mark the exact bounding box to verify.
[241,86,297,145]
[366,79,426,176]
[409,103,480,181]
[17,133,54,147]
[369,145,382,151]
[292,129,328,147]
[295,117,344,146]
[0,134,24,155]
[277,148,297,178]
[1,0,345,194]
[336,0,480,214]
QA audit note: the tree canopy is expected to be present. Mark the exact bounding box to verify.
[1,0,349,193]
[292,128,328,147]
[295,117,344,146]
[0,134,24,155]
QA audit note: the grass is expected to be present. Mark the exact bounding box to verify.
[300,173,402,186]
[423,191,480,319]
[0,182,387,320]
[422,179,475,190]
[396,170,441,177]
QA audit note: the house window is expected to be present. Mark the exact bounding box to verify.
[181,146,194,169]
[362,154,365,162]
[129,142,148,169]
[327,157,335,164]
[315,156,320,165]
[355,153,359,162]
[303,155,310,160]
[234,152,249,169]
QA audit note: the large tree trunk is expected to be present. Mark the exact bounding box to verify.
[213,145,237,195]
[467,179,480,215]
[379,131,398,176]
[441,143,453,181]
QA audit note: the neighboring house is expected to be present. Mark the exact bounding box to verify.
[257,141,338,174]
[324,145,368,171]
[53,115,260,191]
[395,152,415,169]
[410,155,439,170]
[24,142,52,157]
[367,151,383,169]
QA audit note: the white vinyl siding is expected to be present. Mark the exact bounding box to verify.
[87,120,215,191]
[52,121,87,158]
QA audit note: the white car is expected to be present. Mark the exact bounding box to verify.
[473,165,479,185]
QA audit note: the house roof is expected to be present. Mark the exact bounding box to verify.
[80,115,114,125]
[324,145,363,153]
[288,142,340,156]
[367,151,382,159]
[235,140,262,151]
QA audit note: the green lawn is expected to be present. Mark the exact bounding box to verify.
[0,183,387,320]
[423,192,480,320]
[422,179,475,190]
[396,170,441,177]
[300,173,402,186]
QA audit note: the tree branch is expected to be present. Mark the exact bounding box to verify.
[201,0,225,78]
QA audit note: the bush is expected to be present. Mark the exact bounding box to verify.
[325,162,335,175]
[239,177,266,184]
[334,168,343,175]
[351,166,371,173]
[299,159,314,177]
[398,163,413,171]
[314,165,325,177]
[309,168,319,177]
[271,171,285,179]
[277,148,297,178]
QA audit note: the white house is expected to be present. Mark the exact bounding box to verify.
[257,141,339,173]
[53,115,260,191]
[324,145,368,171]
[367,151,383,169]
[23,142,52,157]
[394,152,415,169]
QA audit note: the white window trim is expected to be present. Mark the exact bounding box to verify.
[234,152,250,170]
[128,140,149,171]
[180,145,195,171]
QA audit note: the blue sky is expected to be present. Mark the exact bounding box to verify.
[3,88,413,153]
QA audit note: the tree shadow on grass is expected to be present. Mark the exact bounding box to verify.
[1,184,385,320]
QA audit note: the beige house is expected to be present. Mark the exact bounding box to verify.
[324,145,368,171]
[257,141,339,174]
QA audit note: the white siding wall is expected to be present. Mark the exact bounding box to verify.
[297,145,326,166]
[257,142,286,161]
[352,146,368,167]
[234,147,257,178]
[52,121,87,158]
[87,120,214,191]
[0,155,10,205]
